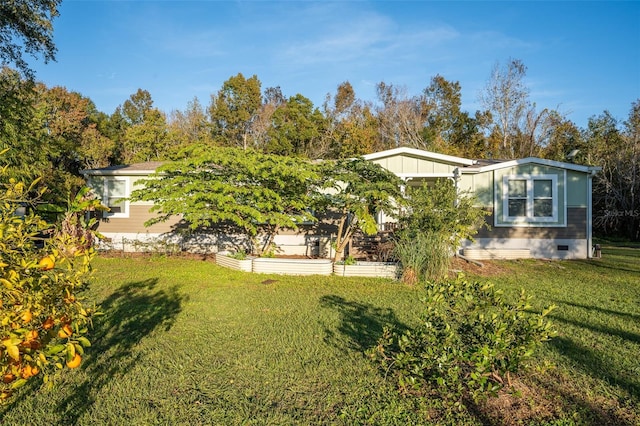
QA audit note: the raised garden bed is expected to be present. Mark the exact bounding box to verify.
[333,261,399,279]
[215,252,253,272]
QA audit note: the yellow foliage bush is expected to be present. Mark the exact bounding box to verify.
[0,177,97,401]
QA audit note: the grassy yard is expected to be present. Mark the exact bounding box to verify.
[1,246,638,425]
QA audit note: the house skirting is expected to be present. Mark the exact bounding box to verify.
[461,238,589,260]
[96,232,332,257]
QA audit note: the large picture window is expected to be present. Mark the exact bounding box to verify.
[503,175,557,222]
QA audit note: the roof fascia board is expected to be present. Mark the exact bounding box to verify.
[81,168,159,177]
[462,157,601,174]
[396,172,455,179]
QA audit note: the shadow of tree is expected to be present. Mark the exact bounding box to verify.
[548,312,640,345]
[55,278,185,423]
[548,336,640,399]
[319,295,409,353]
[553,299,640,322]
[571,258,640,274]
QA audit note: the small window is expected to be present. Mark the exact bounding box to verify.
[503,175,557,223]
[533,179,553,217]
[103,178,129,218]
[507,179,527,217]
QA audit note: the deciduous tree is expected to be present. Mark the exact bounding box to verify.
[209,73,262,149]
[479,58,530,158]
[323,81,379,158]
[588,104,640,240]
[375,82,427,149]
[167,97,212,158]
[422,75,486,158]
[130,148,322,255]
[266,94,325,158]
[0,0,61,79]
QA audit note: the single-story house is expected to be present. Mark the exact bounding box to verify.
[82,147,601,259]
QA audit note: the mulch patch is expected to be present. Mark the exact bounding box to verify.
[449,256,509,278]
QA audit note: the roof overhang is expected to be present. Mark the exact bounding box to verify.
[461,157,602,174]
[81,161,165,177]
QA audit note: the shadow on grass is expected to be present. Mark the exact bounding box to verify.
[319,295,408,353]
[56,278,185,423]
[549,313,640,345]
[549,336,640,399]
[553,300,640,322]
[572,257,640,274]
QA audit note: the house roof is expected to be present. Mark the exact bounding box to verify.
[362,147,477,167]
[363,147,600,175]
[461,157,602,174]
[81,161,165,176]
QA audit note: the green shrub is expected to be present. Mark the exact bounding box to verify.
[229,250,248,260]
[369,275,556,404]
[394,179,488,284]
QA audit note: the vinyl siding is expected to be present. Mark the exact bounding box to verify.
[475,207,587,239]
[95,205,181,234]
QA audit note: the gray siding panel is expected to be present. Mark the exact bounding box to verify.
[476,207,587,239]
[96,205,180,234]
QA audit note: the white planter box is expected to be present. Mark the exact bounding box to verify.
[215,253,253,272]
[333,261,399,279]
[252,258,333,275]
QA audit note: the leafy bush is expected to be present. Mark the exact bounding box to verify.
[0,178,98,401]
[394,179,488,284]
[228,250,248,260]
[369,275,556,404]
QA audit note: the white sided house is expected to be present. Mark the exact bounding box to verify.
[82,147,600,260]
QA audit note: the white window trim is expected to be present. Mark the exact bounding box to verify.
[103,177,130,218]
[502,174,558,224]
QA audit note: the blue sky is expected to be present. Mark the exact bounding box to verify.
[29,0,640,129]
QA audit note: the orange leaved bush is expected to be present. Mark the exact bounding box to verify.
[0,178,101,401]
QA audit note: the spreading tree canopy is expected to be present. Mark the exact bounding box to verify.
[130,147,322,255]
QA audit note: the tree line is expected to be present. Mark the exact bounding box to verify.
[1,0,639,242]
[1,63,638,239]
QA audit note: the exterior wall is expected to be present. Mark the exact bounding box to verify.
[459,172,493,207]
[464,205,589,259]
[493,164,567,227]
[475,207,587,239]
[461,164,591,259]
[96,209,341,256]
[85,153,595,260]
[370,154,459,175]
[566,170,588,207]
[95,204,180,234]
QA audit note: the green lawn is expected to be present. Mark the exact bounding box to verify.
[1,247,638,425]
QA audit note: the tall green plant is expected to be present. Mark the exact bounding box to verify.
[395,179,487,283]
[393,231,449,284]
